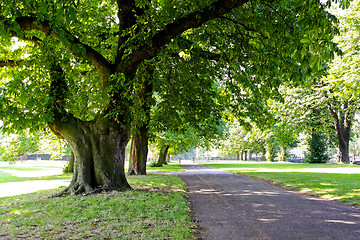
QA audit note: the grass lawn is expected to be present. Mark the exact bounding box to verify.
[0,161,66,183]
[147,163,185,173]
[204,162,360,207]
[0,173,196,239]
[0,161,183,184]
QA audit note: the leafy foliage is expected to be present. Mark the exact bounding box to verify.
[0,132,39,162]
[305,129,330,163]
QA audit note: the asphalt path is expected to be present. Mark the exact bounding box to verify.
[173,164,360,240]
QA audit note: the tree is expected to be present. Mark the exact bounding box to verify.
[0,132,39,162]
[319,1,360,163]
[305,127,329,163]
[0,0,346,194]
[128,65,153,175]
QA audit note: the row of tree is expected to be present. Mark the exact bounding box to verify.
[0,0,354,194]
[221,2,360,163]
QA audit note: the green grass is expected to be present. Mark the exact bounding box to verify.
[0,172,72,183]
[204,162,360,207]
[147,163,185,173]
[0,170,72,183]
[0,174,196,239]
[203,162,360,170]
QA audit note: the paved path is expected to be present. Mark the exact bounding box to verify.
[174,164,360,240]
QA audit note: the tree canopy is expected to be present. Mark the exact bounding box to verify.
[0,0,350,194]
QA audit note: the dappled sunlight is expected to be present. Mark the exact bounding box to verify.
[10,209,30,215]
[325,219,358,225]
[205,162,360,206]
[180,163,360,239]
[192,188,220,195]
[257,218,280,223]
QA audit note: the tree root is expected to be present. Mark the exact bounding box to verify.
[52,182,132,198]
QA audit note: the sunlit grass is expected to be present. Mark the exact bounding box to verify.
[205,162,360,207]
[0,174,196,239]
[203,162,360,170]
[0,171,73,184]
[147,163,184,172]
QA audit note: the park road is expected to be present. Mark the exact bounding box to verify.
[173,164,360,240]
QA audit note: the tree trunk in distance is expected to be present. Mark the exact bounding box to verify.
[261,147,266,161]
[49,115,131,195]
[335,121,351,164]
[279,147,287,162]
[337,141,350,163]
[154,145,170,167]
[67,150,74,173]
[329,103,352,164]
[128,124,149,175]
[241,151,244,160]
[128,73,153,175]
[236,152,240,161]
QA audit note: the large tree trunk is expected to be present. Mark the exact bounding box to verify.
[128,124,149,175]
[49,115,131,194]
[127,70,153,175]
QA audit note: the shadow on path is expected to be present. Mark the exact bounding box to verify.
[173,164,360,240]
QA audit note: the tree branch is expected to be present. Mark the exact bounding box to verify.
[0,60,20,67]
[219,16,269,39]
[115,0,138,63]
[176,37,221,61]
[117,0,249,73]
[6,16,113,81]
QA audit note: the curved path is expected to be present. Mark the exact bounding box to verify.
[173,164,360,240]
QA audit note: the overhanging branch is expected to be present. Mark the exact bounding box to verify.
[119,0,249,72]
[5,16,113,80]
[0,60,22,67]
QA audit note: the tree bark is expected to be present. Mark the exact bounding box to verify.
[127,68,153,175]
[128,124,149,175]
[261,147,266,161]
[328,102,352,164]
[49,115,131,194]
[64,150,74,173]
[236,152,240,161]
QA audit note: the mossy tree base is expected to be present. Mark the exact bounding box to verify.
[49,115,131,195]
